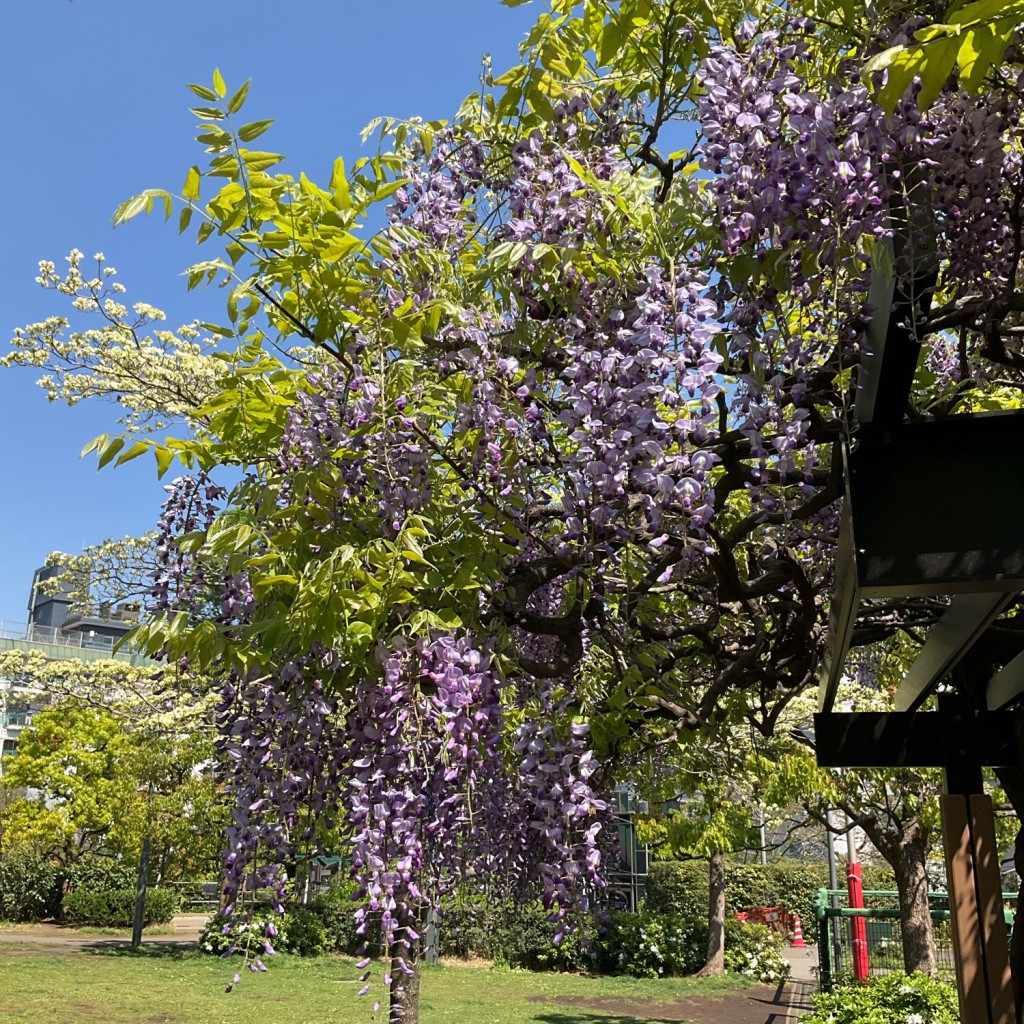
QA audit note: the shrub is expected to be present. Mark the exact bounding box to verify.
[62,884,179,926]
[477,901,593,972]
[0,847,64,921]
[280,907,328,956]
[69,856,137,892]
[723,918,790,984]
[645,860,709,920]
[436,903,489,959]
[595,909,707,977]
[314,890,595,971]
[646,859,838,938]
[311,878,380,955]
[804,972,959,1024]
[729,861,830,931]
[199,908,329,957]
[199,913,277,956]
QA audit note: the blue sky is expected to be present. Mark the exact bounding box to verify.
[0,0,541,622]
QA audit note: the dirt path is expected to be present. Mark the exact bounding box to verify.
[527,948,816,1024]
[529,978,812,1024]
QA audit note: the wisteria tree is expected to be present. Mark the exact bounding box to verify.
[9,0,1024,1015]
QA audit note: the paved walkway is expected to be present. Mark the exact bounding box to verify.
[0,913,205,952]
[771,945,817,1021]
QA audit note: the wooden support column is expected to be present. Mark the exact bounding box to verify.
[941,793,1017,1024]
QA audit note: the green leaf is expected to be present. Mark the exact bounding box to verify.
[501,0,534,6]
[96,437,125,470]
[188,83,218,101]
[862,44,903,76]
[116,440,150,466]
[227,79,251,115]
[598,20,625,66]
[147,188,174,220]
[113,193,149,226]
[916,33,961,108]
[878,49,921,111]
[200,322,235,338]
[197,128,232,147]
[331,156,351,210]
[154,446,175,479]
[348,621,374,641]
[190,106,225,120]
[238,119,274,143]
[183,165,201,202]
[239,151,284,172]
[950,0,1024,28]
[212,68,227,98]
[81,435,106,458]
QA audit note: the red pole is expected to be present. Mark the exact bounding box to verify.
[847,860,870,981]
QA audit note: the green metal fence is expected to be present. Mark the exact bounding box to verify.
[814,887,1017,991]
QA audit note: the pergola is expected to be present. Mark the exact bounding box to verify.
[813,232,1024,1024]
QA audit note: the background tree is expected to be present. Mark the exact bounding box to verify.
[0,701,223,880]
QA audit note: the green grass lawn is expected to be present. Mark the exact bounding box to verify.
[0,949,757,1024]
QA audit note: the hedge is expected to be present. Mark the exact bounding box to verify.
[62,884,180,926]
[644,858,897,934]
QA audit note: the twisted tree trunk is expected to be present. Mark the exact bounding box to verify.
[388,928,422,1023]
[891,835,935,975]
[859,816,935,975]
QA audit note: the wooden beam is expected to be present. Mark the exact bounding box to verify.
[850,414,1024,598]
[818,495,858,713]
[894,592,1015,712]
[813,711,1019,769]
[854,233,899,427]
[987,648,1024,711]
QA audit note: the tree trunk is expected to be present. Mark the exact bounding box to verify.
[388,931,422,1023]
[892,836,935,975]
[697,850,727,977]
[853,812,938,976]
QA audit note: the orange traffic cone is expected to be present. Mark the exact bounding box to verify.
[791,914,806,948]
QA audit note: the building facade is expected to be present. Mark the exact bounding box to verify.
[0,566,141,767]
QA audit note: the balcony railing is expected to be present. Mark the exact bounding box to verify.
[0,619,151,665]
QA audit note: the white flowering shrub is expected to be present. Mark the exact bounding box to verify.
[804,972,959,1024]
[198,909,325,958]
[596,910,707,977]
[723,919,790,984]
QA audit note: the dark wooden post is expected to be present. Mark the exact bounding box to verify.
[941,794,1015,1024]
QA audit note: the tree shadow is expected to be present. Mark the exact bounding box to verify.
[745,976,815,1013]
[83,941,194,959]
[533,1014,687,1024]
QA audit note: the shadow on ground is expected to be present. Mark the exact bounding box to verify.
[83,942,193,959]
[535,1015,683,1024]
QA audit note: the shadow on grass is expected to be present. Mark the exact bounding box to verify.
[533,1015,687,1024]
[83,941,194,960]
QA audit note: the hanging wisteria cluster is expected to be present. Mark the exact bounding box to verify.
[206,618,611,1008]
[697,19,1024,402]
[151,473,227,618]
